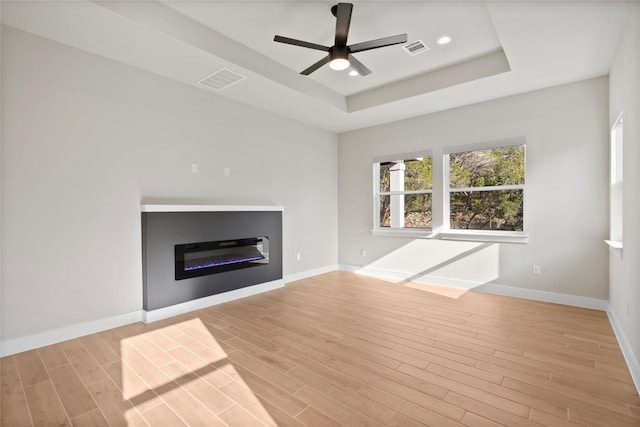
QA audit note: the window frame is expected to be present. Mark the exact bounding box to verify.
[606,112,623,256]
[372,151,434,237]
[371,138,529,243]
[444,141,526,235]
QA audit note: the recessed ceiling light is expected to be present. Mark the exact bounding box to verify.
[437,35,452,45]
[349,70,359,77]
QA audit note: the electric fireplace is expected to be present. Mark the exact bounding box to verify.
[175,237,269,280]
[141,207,283,314]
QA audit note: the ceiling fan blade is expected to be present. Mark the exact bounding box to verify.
[301,55,332,75]
[348,55,371,76]
[274,35,330,52]
[349,34,408,53]
[334,3,353,47]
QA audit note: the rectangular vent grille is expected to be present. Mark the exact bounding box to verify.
[402,40,430,56]
[198,68,246,91]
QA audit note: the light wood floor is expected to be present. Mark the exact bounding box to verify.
[1,271,639,427]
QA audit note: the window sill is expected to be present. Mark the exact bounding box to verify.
[371,228,528,243]
[605,240,623,258]
[371,228,435,239]
[605,240,623,249]
[439,230,529,244]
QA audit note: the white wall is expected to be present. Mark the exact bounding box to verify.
[339,77,609,300]
[0,26,338,342]
[609,4,640,381]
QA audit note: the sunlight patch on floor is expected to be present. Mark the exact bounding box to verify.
[119,317,277,425]
[403,281,469,298]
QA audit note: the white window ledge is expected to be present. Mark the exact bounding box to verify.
[605,240,623,259]
[605,240,623,249]
[440,230,529,244]
[371,228,528,243]
[371,228,435,239]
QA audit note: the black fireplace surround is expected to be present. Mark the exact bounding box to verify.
[142,210,282,311]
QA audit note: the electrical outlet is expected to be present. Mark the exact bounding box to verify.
[296,253,301,261]
[532,265,541,275]
[360,249,367,257]
[224,167,230,176]
[191,163,198,173]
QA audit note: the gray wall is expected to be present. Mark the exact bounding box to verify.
[0,26,338,341]
[338,77,609,299]
[609,3,640,376]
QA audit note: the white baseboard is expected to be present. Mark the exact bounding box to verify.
[474,283,609,311]
[284,264,340,284]
[1,279,287,356]
[142,279,285,323]
[1,310,143,357]
[339,264,608,311]
[607,307,640,395]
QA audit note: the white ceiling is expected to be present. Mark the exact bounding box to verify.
[1,1,632,132]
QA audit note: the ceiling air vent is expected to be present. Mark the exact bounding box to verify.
[198,68,246,91]
[402,40,430,56]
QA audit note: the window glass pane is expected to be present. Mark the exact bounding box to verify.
[404,158,433,191]
[380,163,391,192]
[404,194,432,228]
[379,157,432,192]
[450,189,523,231]
[450,146,525,188]
[380,195,390,227]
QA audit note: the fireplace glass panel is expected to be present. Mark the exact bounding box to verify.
[175,237,269,280]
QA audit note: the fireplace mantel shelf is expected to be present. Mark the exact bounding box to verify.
[141,204,284,213]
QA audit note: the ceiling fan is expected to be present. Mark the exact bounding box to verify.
[274,3,407,76]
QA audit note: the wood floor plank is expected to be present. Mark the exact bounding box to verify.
[1,356,33,427]
[528,408,585,427]
[37,344,69,370]
[295,406,343,427]
[24,379,71,427]
[14,350,49,387]
[226,336,297,373]
[48,364,98,419]
[103,360,163,412]
[357,385,465,427]
[227,349,305,395]
[251,396,308,427]
[70,409,110,427]
[286,365,394,424]
[86,378,148,427]
[219,381,280,426]
[460,411,505,427]
[294,386,384,427]
[61,341,109,386]
[79,334,120,366]
[166,347,234,389]
[152,377,227,426]
[229,363,308,417]
[139,403,187,427]
[162,361,235,414]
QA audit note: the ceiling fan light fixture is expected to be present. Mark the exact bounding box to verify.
[329,58,350,70]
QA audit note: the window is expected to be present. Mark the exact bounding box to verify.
[374,155,433,230]
[372,139,527,243]
[608,113,623,254]
[446,145,525,231]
